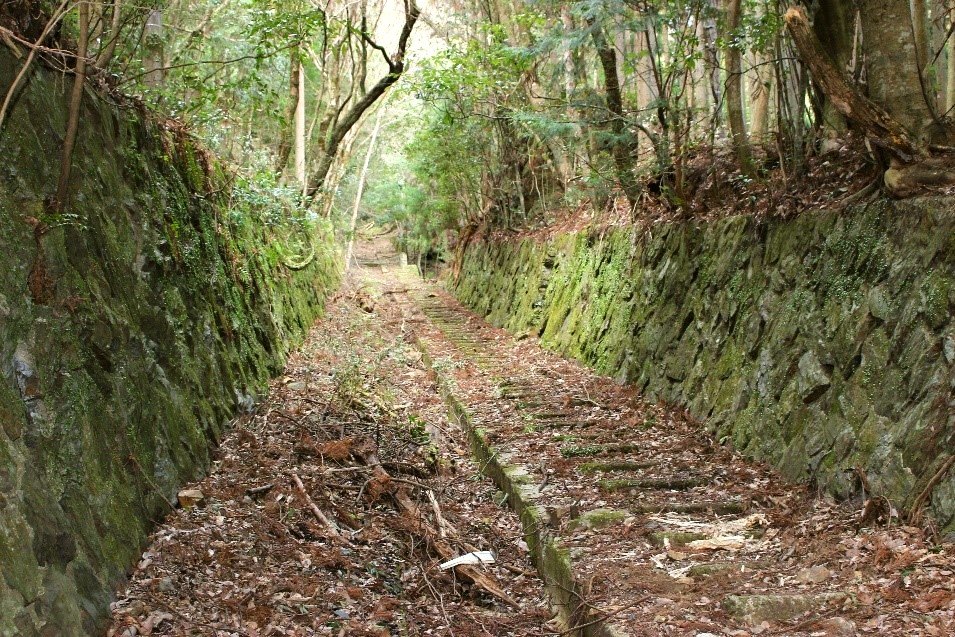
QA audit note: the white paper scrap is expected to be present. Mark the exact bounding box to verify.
[439,551,496,570]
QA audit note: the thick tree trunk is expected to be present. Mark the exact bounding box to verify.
[724,0,752,172]
[812,0,857,136]
[785,7,919,158]
[786,6,955,196]
[857,0,933,134]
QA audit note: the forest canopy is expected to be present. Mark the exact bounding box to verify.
[2,0,954,263]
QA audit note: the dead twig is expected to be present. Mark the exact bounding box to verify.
[356,447,520,608]
[427,489,455,538]
[907,454,955,524]
[245,483,274,497]
[290,472,352,545]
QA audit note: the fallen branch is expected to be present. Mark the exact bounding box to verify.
[355,446,520,608]
[427,489,455,538]
[290,472,351,545]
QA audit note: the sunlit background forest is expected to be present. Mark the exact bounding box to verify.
[5,0,955,267]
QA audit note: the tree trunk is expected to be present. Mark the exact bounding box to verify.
[307,1,419,198]
[94,0,123,68]
[786,6,955,196]
[857,0,933,135]
[344,102,386,270]
[724,0,752,172]
[947,0,955,113]
[294,59,306,189]
[589,17,642,209]
[143,9,164,86]
[812,0,857,136]
[749,48,772,144]
[691,19,710,136]
[54,0,90,210]
[912,0,931,84]
[785,7,919,158]
[560,5,580,182]
[274,50,300,176]
[702,0,721,130]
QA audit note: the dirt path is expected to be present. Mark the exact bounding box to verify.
[108,243,955,637]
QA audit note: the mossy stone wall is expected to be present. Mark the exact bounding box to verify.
[453,199,955,530]
[0,53,338,635]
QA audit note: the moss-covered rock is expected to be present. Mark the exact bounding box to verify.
[0,51,339,635]
[452,196,955,532]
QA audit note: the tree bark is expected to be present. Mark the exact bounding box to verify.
[307,1,419,198]
[701,0,722,130]
[784,7,920,159]
[143,9,164,86]
[812,0,857,136]
[589,18,641,209]
[947,0,955,113]
[787,6,955,196]
[559,5,579,183]
[274,49,301,176]
[724,0,752,172]
[857,0,933,134]
[912,0,931,82]
[749,49,772,144]
[54,0,90,210]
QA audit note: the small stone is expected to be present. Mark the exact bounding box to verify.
[795,565,832,584]
[797,351,831,404]
[287,381,307,391]
[815,616,856,636]
[867,286,891,321]
[943,335,955,365]
[177,488,205,508]
[158,577,175,593]
[334,608,350,620]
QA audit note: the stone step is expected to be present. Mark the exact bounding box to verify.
[599,476,703,492]
[687,561,761,577]
[648,530,708,546]
[559,442,640,457]
[722,592,850,625]
[631,500,747,515]
[579,460,658,473]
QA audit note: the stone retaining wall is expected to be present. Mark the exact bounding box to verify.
[452,200,955,531]
[0,52,338,635]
